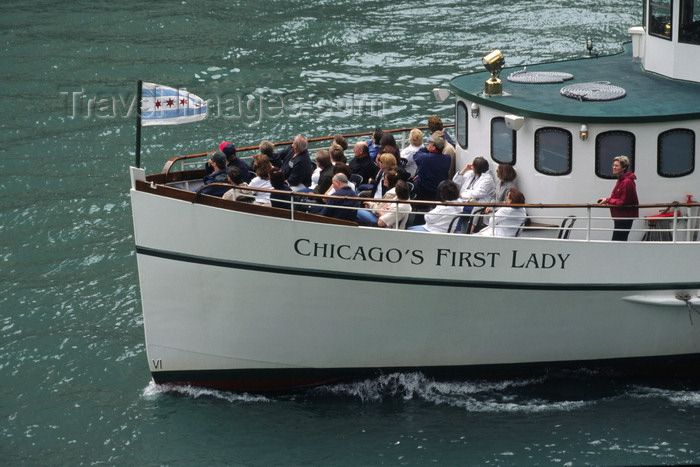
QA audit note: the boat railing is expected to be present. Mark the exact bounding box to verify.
[181,180,700,242]
[159,124,453,176]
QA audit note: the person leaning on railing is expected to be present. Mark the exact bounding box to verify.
[597,155,639,241]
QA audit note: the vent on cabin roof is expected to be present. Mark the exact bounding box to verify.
[560,81,626,101]
[507,69,574,84]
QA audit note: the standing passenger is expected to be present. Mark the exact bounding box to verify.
[598,155,639,241]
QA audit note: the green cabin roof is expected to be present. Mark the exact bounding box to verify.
[450,43,700,124]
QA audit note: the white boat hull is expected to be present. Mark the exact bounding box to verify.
[131,183,700,390]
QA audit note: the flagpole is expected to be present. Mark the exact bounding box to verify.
[135,80,143,168]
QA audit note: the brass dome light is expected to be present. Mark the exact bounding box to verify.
[482,49,505,95]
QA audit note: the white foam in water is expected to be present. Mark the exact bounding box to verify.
[141,380,270,403]
[630,385,700,406]
[315,372,588,412]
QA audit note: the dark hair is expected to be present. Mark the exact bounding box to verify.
[395,180,410,200]
[372,128,383,144]
[439,180,460,202]
[507,187,525,204]
[227,166,243,184]
[394,166,410,181]
[332,162,352,178]
[379,132,397,148]
[333,134,349,150]
[497,163,517,182]
[253,155,272,179]
[428,115,444,132]
[472,157,490,176]
[269,168,286,189]
[385,170,400,188]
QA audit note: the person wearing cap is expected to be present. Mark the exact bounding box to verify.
[318,173,361,222]
[412,134,452,201]
[200,151,230,197]
[220,141,252,183]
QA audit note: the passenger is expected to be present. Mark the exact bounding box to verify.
[313,150,334,195]
[376,180,413,229]
[259,140,282,168]
[407,181,462,232]
[333,134,349,151]
[413,134,452,201]
[476,163,517,231]
[200,151,230,197]
[318,174,362,222]
[329,143,347,164]
[279,134,313,191]
[431,130,456,179]
[357,170,400,225]
[221,142,252,183]
[428,115,455,146]
[349,141,379,184]
[452,156,495,205]
[474,188,527,237]
[367,127,382,161]
[222,166,253,202]
[597,155,639,241]
[249,154,274,205]
[366,153,398,198]
[379,133,401,166]
[325,162,356,196]
[269,167,292,209]
[400,128,423,177]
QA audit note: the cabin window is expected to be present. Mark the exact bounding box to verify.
[491,117,516,164]
[650,0,673,39]
[658,129,695,177]
[680,0,700,44]
[456,101,468,149]
[535,128,572,175]
[595,131,635,179]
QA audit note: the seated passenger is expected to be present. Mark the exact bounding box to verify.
[407,181,462,232]
[200,152,230,197]
[358,180,412,228]
[313,150,334,194]
[324,162,356,196]
[259,140,282,168]
[333,134,349,151]
[400,128,423,177]
[248,154,274,205]
[357,170,399,225]
[349,141,379,185]
[318,174,362,222]
[221,142,252,183]
[365,153,398,198]
[269,168,292,209]
[452,156,495,204]
[222,166,253,202]
[413,135,451,201]
[279,134,313,191]
[474,188,527,237]
[329,143,347,164]
[367,127,382,161]
[379,132,401,166]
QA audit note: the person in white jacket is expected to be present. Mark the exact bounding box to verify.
[452,156,495,203]
[407,181,462,232]
[474,188,527,237]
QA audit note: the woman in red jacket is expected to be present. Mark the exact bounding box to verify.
[598,155,639,241]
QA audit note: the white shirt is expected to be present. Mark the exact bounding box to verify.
[474,206,526,237]
[424,203,463,233]
[249,177,273,205]
[453,170,495,203]
[400,144,421,177]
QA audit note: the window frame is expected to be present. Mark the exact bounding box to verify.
[649,0,674,39]
[595,130,636,179]
[490,117,516,165]
[657,128,696,177]
[534,127,573,176]
[455,101,468,149]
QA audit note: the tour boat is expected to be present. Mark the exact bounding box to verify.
[130,1,700,391]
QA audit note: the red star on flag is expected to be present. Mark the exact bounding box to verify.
[180,98,186,105]
[155,100,162,108]
[166,98,175,107]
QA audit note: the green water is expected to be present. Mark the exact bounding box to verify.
[2,0,699,465]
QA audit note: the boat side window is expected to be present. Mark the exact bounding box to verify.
[535,128,572,176]
[456,101,468,149]
[650,0,673,39]
[658,129,695,177]
[680,0,700,44]
[491,117,516,164]
[595,131,635,179]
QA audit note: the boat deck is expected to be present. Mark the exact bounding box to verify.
[450,43,700,123]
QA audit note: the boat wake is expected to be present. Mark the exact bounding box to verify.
[140,373,700,413]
